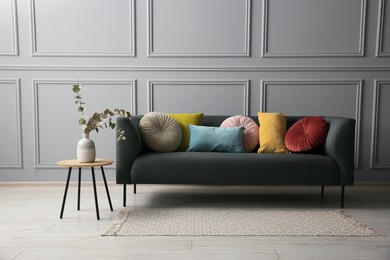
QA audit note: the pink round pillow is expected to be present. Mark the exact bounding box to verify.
[285,116,328,152]
[221,115,259,152]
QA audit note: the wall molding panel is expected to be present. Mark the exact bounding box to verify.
[376,0,390,57]
[33,79,136,168]
[148,80,249,115]
[30,0,135,57]
[0,79,22,168]
[370,80,390,168]
[147,0,251,57]
[260,80,362,167]
[262,0,366,57]
[0,0,18,56]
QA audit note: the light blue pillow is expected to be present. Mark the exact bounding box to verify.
[188,125,245,153]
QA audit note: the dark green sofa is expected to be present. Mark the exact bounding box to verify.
[116,115,355,208]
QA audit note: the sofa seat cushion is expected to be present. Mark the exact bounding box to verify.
[131,152,340,185]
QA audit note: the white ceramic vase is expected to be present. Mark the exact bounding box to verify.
[77,133,96,163]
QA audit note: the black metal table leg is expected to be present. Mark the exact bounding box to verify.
[341,186,345,208]
[91,167,100,220]
[60,167,72,219]
[77,167,81,211]
[101,166,113,211]
[123,184,127,207]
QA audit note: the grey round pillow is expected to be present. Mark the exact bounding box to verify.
[139,112,182,152]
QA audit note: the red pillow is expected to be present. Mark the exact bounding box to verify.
[285,116,328,152]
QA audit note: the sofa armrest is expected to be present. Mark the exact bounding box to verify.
[323,117,356,185]
[116,117,143,184]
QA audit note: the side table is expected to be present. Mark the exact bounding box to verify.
[57,159,114,220]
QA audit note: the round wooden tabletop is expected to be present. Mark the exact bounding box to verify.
[56,159,113,168]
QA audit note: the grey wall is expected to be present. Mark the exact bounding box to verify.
[0,0,389,182]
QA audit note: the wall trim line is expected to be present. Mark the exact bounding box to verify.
[147,0,251,57]
[29,0,135,57]
[370,79,390,168]
[0,78,22,168]
[260,79,362,167]
[0,0,19,56]
[32,79,137,169]
[376,0,390,57]
[1,65,390,72]
[261,0,367,58]
[147,79,249,115]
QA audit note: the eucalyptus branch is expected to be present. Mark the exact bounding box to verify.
[72,84,131,140]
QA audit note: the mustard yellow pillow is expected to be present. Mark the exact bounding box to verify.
[257,112,290,154]
[166,113,204,151]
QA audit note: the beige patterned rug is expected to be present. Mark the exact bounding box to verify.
[102,209,379,237]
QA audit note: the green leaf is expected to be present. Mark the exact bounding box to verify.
[72,84,82,93]
[79,118,86,125]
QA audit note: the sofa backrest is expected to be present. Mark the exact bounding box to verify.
[202,115,305,128]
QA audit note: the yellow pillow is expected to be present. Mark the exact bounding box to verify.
[257,112,290,154]
[166,113,204,151]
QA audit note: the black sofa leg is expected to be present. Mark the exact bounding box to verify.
[341,186,345,209]
[321,185,324,196]
[123,184,127,207]
[134,184,137,194]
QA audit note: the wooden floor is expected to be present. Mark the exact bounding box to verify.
[0,182,389,260]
